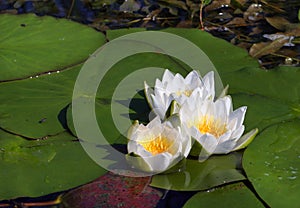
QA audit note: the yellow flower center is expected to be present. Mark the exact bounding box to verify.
[139,136,173,155]
[176,90,192,97]
[197,116,227,138]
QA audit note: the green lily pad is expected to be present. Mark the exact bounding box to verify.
[106,29,298,132]
[0,66,80,139]
[183,182,264,208]
[223,66,300,104]
[0,130,106,200]
[243,119,300,208]
[107,28,260,74]
[0,14,105,81]
[150,153,245,191]
[232,93,294,131]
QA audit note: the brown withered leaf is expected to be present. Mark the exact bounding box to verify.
[275,48,299,58]
[249,27,263,36]
[226,17,247,27]
[249,37,289,58]
[205,0,231,12]
[244,3,264,22]
[265,16,291,31]
[158,0,188,11]
[232,0,247,7]
[176,20,194,28]
[286,27,300,37]
[266,16,300,33]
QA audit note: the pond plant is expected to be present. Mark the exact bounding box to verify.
[0,1,300,207]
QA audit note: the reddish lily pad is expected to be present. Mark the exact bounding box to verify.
[62,172,162,208]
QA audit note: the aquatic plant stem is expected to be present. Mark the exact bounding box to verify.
[199,1,204,30]
[67,0,75,19]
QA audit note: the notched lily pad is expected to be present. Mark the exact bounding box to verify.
[0,66,81,139]
[0,130,106,200]
[243,119,300,208]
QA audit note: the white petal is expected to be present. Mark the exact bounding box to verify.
[214,139,237,154]
[214,98,229,122]
[143,152,174,172]
[217,129,232,143]
[147,116,162,129]
[185,70,201,88]
[127,120,139,139]
[162,69,174,84]
[144,81,154,109]
[202,71,215,98]
[196,133,218,154]
[179,125,192,157]
[231,125,245,141]
[229,106,247,128]
[154,79,164,91]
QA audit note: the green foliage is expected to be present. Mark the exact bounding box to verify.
[202,0,212,6]
[0,14,107,199]
[150,153,245,191]
[0,130,106,199]
[244,120,300,208]
[183,182,264,208]
[0,14,299,207]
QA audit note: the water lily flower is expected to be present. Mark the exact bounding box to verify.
[127,116,191,173]
[144,69,215,119]
[179,91,258,161]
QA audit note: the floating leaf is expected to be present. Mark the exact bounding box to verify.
[243,119,300,208]
[0,14,105,81]
[266,16,300,32]
[205,0,230,12]
[183,182,264,208]
[249,38,289,58]
[0,66,80,138]
[62,172,162,208]
[0,130,106,200]
[150,153,245,191]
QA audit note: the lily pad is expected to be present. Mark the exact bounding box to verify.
[0,14,105,81]
[243,119,300,208]
[107,28,260,74]
[223,66,300,104]
[150,153,245,191]
[183,182,264,208]
[0,130,106,200]
[0,66,81,138]
[231,93,294,131]
[62,172,162,208]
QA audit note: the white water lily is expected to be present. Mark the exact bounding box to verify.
[144,69,215,119]
[127,116,191,173]
[179,91,258,161]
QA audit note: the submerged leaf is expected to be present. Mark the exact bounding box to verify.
[249,38,289,58]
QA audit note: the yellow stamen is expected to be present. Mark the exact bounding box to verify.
[197,116,227,138]
[139,136,173,155]
[176,90,192,97]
